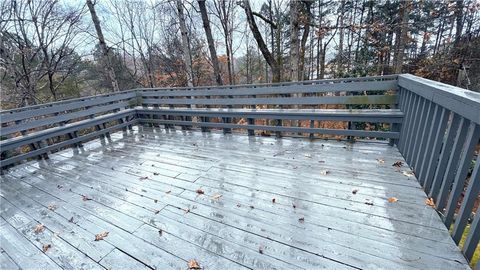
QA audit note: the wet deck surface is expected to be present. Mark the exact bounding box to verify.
[0,127,470,269]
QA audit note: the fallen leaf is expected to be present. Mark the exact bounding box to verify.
[158,229,163,236]
[57,184,63,189]
[196,189,204,195]
[94,231,109,241]
[318,160,325,163]
[82,195,92,201]
[154,199,158,203]
[165,190,171,194]
[352,189,359,195]
[365,201,374,206]
[42,244,51,252]
[388,197,398,203]
[402,171,415,178]
[298,217,305,223]
[34,224,45,234]
[292,203,297,209]
[188,259,201,269]
[425,198,435,208]
[139,176,149,180]
[258,246,264,254]
[236,203,241,207]
[211,194,222,200]
[153,172,160,176]
[272,198,276,203]
[304,154,312,158]
[249,205,255,209]
[47,204,57,211]
[184,208,190,214]
[68,217,74,223]
[392,161,404,167]
[154,210,160,214]
[320,170,330,175]
[376,158,385,164]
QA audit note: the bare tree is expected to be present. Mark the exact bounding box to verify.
[240,0,281,82]
[87,0,120,92]
[176,0,194,88]
[198,0,223,85]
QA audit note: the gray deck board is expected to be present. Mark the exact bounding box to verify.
[0,127,470,269]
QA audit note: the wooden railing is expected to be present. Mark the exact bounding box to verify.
[397,74,480,263]
[1,74,479,264]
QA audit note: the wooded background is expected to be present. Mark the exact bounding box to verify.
[1,0,479,109]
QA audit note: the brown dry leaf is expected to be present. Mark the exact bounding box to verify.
[388,197,399,203]
[376,158,385,164]
[94,231,109,241]
[298,217,305,223]
[320,170,330,175]
[211,194,222,200]
[392,161,404,167]
[47,204,57,211]
[34,224,45,234]
[425,198,435,208]
[352,189,359,195]
[82,195,92,201]
[196,189,204,195]
[187,259,201,269]
[42,244,51,252]
[272,198,276,203]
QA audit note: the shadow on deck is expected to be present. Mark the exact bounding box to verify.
[0,127,470,269]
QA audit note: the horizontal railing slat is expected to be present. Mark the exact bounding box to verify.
[136,108,403,123]
[141,95,397,106]
[138,119,400,139]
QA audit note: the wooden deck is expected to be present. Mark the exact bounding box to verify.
[0,127,471,270]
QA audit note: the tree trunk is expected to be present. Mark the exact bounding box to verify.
[289,0,300,81]
[176,0,194,88]
[299,1,312,81]
[198,0,223,86]
[242,0,280,82]
[86,0,120,92]
[337,0,345,75]
[393,0,410,74]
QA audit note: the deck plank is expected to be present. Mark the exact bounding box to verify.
[0,128,470,270]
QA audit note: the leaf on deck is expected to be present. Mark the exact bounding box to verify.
[402,171,415,178]
[94,231,109,241]
[298,217,305,223]
[165,190,171,194]
[47,204,57,211]
[196,189,204,195]
[188,259,201,269]
[139,176,149,180]
[34,224,45,234]
[392,161,404,167]
[376,158,385,164]
[42,244,51,253]
[258,246,264,254]
[211,194,222,200]
[352,189,359,195]
[425,198,435,208]
[82,195,92,201]
[292,203,297,209]
[388,197,398,203]
[365,201,374,206]
[272,198,276,203]
[320,170,330,175]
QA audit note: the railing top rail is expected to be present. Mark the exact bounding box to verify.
[398,74,480,124]
[134,74,398,92]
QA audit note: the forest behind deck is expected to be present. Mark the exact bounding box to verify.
[0,127,471,269]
